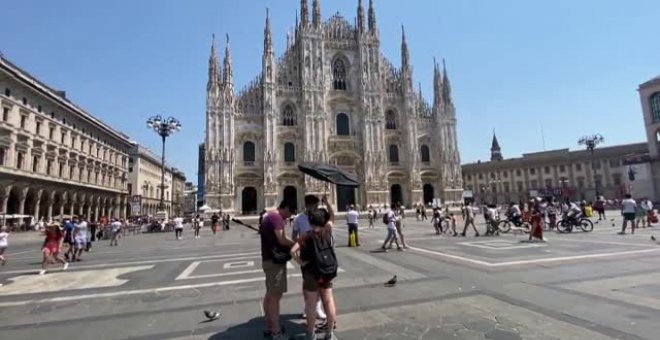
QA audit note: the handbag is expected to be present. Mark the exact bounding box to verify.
[271,246,292,264]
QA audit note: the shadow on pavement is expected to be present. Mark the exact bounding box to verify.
[207,314,306,340]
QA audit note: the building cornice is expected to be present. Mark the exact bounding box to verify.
[0,56,132,148]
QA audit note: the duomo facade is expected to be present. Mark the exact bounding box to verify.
[204,0,462,214]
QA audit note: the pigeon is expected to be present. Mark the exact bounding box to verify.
[652,235,656,242]
[203,310,221,321]
[384,275,397,286]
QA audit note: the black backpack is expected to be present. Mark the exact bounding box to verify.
[382,213,390,224]
[306,231,338,281]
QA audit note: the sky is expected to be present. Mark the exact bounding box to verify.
[1,0,659,181]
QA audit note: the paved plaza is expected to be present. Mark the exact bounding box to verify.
[1,213,659,339]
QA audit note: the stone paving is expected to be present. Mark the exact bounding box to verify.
[0,212,659,339]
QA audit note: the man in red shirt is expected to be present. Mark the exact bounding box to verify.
[260,200,294,340]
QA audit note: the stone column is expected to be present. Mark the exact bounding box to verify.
[94,198,100,222]
[0,185,12,213]
[18,187,28,215]
[86,196,92,220]
[47,191,56,222]
[69,193,77,217]
[34,189,43,220]
[59,193,68,221]
[78,193,86,217]
[120,196,127,219]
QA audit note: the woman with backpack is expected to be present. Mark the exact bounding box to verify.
[290,208,338,340]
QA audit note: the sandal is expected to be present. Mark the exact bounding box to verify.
[315,321,336,333]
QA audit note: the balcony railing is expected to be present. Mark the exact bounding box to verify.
[243,161,255,167]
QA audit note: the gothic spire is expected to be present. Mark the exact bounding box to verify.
[295,11,299,38]
[222,34,233,88]
[401,26,410,68]
[300,0,309,28]
[207,34,220,91]
[357,0,365,33]
[433,57,443,108]
[264,8,272,54]
[491,131,503,161]
[368,0,377,32]
[312,0,321,28]
[442,58,452,105]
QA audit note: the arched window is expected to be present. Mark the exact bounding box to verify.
[282,105,297,126]
[332,58,347,90]
[386,110,396,130]
[650,92,660,123]
[284,143,295,163]
[389,145,399,163]
[243,141,255,165]
[336,113,350,136]
[420,145,430,163]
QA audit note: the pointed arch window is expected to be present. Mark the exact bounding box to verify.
[650,92,660,123]
[284,143,295,163]
[389,145,399,164]
[336,113,350,136]
[332,58,347,90]
[282,105,297,126]
[243,141,255,166]
[420,145,430,163]
[385,110,396,130]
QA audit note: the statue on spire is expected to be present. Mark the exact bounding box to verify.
[207,34,221,91]
[223,34,233,89]
[312,0,321,28]
[357,0,365,33]
[264,8,272,53]
[368,0,377,32]
[442,58,452,106]
[300,0,309,28]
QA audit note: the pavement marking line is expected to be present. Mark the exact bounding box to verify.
[459,240,546,250]
[408,245,660,267]
[0,265,154,296]
[553,237,657,247]
[223,261,254,269]
[0,273,304,308]
[406,246,493,266]
[0,251,262,276]
[489,247,660,267]
[175,261,201,280]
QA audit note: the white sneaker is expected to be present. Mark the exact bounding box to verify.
[62,262,69,270]
[38,270,46,275]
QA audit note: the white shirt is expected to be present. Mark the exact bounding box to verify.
[510,205,522,217]
[174,217,184,229]
[386,210,396,230]
[292,212,311,236]
[622,199,637,214]
[0,231,8,247]
[76,221,88,240]
[346,210,359,224]
[111,221,122,231]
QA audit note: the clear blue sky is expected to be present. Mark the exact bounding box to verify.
[2,0,658,180]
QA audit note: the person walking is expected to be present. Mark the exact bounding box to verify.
[173,216,184,240]
[290,208,339,340]
[193,214,201,239]
[109,219,122,246]
[72,218,88,261]
[261,200,295,340]
[390,206,408,248]
[210,213,219,234]
[292,195,327,322]
[461,202,480,237]
[381,204,402,251]
[619,194,637,235]
[40,223,68,275]
[367,206,375,229]
[0,225,9,266]
[63,218,75,261]
[345,205,360,247]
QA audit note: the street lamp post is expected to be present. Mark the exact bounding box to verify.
[146,115,181,213]
[578,134,604,197]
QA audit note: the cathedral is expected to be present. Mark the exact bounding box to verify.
[204,0,462,214]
